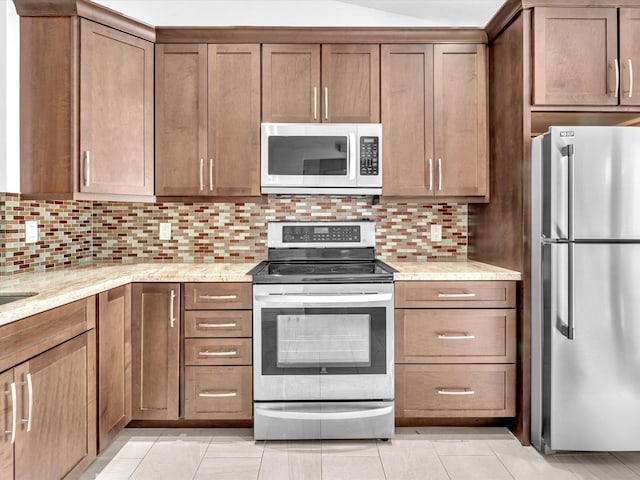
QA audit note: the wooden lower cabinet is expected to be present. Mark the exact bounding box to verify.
[0,370,14,480]
[184,366,252,420]
[131,283,180,420]
[97,285,132,451]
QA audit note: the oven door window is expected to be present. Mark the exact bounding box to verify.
[268,136,348,176]
[261,307,386,375]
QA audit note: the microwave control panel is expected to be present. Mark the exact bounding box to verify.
[359,137,379,175]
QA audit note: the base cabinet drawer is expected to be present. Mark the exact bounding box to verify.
[184,338,252,366]
[184,310,252,338]
[395,364,515,417]
[395,281,516,308]
[184,283,252,310]
[184,366,252,419]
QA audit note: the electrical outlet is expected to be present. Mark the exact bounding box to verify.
[25,221,38,244]
[159,222,172,240]
[430,224,442,242]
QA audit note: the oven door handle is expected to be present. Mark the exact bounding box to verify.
[257,405,393,421]
[254,292,392,304]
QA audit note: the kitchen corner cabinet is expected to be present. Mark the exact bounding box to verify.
[381,44,488,198]
[533,7,640,107]
[0,298,96,480]
[155,44,261,197]
[97,285,132,451]
[20,17,154,199]
[262,44,380,123]
[131,283,181,420]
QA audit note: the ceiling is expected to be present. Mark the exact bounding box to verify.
[92,0,507,27]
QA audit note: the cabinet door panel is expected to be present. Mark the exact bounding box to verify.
[262,44,320,123]
[434,44,488,196]
[533,7,618,106]
[14,332,96,480]
[131,284,180,420]
[322,44,380,123]
[98,285,132,451]
[209,44,261,196]
[0,370,13,480]
[79,19,154,195]
[155,44,208,196]
[381,44,434,197]
[620,8,640,107]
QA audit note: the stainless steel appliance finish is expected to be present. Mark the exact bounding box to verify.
[260,123,382,195]
[251,221,395,440]
[532,126,640,452]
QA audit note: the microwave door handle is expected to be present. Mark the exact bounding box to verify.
[349,133,357,181]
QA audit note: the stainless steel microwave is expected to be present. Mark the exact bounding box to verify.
[261,123,382,195]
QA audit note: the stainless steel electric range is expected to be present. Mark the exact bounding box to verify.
[248,221,396,441]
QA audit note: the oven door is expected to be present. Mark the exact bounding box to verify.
[261,123,357,190]
[253,283,394,401]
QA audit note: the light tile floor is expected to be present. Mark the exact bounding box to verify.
[79,427,640,480]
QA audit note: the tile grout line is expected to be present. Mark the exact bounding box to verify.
[189,435,215,480]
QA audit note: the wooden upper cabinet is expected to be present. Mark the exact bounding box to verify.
[155,44,260,197]
[532,7,618,106]
[262,43,380,123]
[434,44,487,197]
[620,8,640,107]
[381,44,434,196]
[321,44,380,123]
[79,19,154,196]
[262,44,321,123]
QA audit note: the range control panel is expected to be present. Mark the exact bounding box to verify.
[359,137,379,175]
[283,225,361,243]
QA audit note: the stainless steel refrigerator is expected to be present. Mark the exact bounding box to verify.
[532,126,640,452]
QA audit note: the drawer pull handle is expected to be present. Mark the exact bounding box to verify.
[199,392,237,398]
[437,333,475,340]
[437,388,475,396]
[198,322,238,328]
[198,294,238,301]
[437,293,476,298]
[199,350,237,357]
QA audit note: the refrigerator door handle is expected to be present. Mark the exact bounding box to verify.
[565,144,575,241]
[566,242,575,340]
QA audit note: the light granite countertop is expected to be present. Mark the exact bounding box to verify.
[0,260,521,327]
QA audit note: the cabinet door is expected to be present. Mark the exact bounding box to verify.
[532,7,618,106]
[0,370,13,480]
[131,284,180,420]
[381,44,434,197]
[14,332,96,480]
[321,44,380,123]
[98,285,132,451]
[262,44,321,123]
[79,19,154,195]
[620,8,640,107]
[156,44,208,196]
[208,44,261,196]
[434,44,488,197]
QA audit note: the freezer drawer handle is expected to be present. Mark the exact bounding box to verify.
[199,392,237,398]
[199,350,237,357]
[437,292,476,299]
[257,405,393,421]
[437,388,475,396]
[198,322,237,329]
[437,333,475,340]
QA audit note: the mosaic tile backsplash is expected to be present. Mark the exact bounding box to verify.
[0,193,467,274]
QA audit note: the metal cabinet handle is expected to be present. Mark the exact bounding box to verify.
[438,388,475,396]
[313,87,318,120]
[437,333,476,340]
[199,350,237,357]
[199,159,204,191]
[324,87,329,120]
[437,158,442,191]
[199,392,237,398]
[437,292,476,298]
[428,158,433,191]
[169,290,176,328]
[83,151,91,187]
[5,383,17,444]
[209,158,213,191]
[198,295,237,301]
[198,322,237,328]
[18,374,33,432]
[615,58,620,98]
[629,59,634,98]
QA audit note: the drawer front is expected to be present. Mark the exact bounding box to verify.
[395,309,516,363]
[395,281,516,308]
[184,338,252,366]
[184,283,252,310]
[184,366,252,419]
[184,310,252,338]
[395,364,515,417]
